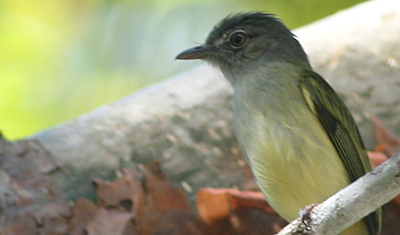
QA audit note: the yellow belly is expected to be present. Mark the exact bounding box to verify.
[250,130,348,221]
[241,112,369,234]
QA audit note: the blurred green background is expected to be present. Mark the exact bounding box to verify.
[0,0,367,139]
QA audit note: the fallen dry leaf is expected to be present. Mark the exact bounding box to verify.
[368,151,389,168]
[197,188,285,234]
[369,113,400,156]
[69,198,99,235]
[94,169,137,211]
[132,161,200,235]
[197,188,275,224]
[86,208,134,235]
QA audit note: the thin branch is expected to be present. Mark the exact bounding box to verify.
[278,152,400,235]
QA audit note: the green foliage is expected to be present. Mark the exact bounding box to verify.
[0,0,366,139]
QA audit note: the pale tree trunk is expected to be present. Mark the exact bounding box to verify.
[30,0,400,204]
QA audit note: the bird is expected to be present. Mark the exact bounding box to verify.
[176,12,380,235]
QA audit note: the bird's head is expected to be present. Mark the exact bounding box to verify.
[176,12,310,75]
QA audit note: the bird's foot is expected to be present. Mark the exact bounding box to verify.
[294,203,318,234]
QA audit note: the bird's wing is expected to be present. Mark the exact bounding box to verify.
[299,70,380,235]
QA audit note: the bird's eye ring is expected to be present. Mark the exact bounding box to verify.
[228,30,248,48]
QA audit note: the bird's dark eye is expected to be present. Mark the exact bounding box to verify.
[228,30,248,48]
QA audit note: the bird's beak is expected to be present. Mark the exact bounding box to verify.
[175,45,217,60]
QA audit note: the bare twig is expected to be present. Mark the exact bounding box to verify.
[277,152,400,235]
